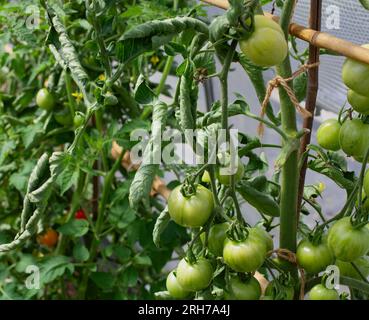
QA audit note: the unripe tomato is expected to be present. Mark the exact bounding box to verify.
[36,88,55,111]
[168,185,214,228]
[75,209,87,220]
[265,280,294,300]
[316,119,341,151]
[223,234,267,273]
[37,229,59,248]
[74,113,85,128]
[296,238,334,274]
[308,284,339,300]
[200,222,229,257]
[342,44,369,97]
[248,227,274,252]
[239,15,288,67]
[176,258,213,292]
[166,271,190,299]
[216,156,244,185]
[327,217,369,262]
[224,276,261,300]
[339,119,369,158]
[336,257,369,280]
[348,89,369,115]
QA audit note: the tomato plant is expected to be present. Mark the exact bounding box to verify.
[1,0,369,302]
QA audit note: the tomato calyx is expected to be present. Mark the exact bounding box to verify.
[180,180,197,198]
[226,222,249,242]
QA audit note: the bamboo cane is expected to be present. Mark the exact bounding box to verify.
[201,0,369,65]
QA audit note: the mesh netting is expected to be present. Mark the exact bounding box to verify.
[265,0,369,112]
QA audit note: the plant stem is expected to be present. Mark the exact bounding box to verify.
[78,151,124,299]
[155,56,174,96]
[64,72,76,118]
[276,0,299,267]
[55,171,87,256]
[219,40,237,131]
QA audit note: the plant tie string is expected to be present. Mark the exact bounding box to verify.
[258,62,320,136]
[268,248,306,300]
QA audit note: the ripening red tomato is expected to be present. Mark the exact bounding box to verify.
[37,229,59,248]
[75,209,87,220]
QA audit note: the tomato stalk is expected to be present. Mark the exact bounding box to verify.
[79,150,125,299]
[64,72,76,118]
[155,56,174,95]
[55,171,87,256]
[275,0,299,275]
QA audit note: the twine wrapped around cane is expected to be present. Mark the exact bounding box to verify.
[258,62,320,136]
[268,248,306,300]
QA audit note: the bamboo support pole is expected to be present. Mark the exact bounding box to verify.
[201,0,369,65]
[297,0,322,219]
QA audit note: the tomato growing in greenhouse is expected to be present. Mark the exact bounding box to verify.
[36,88,55,111]
[176,258,214,292]
[316,119,341,151]
[239,15,288,67]
[2,0,369,303]
[308,284,339,301]
[167,184,214,228]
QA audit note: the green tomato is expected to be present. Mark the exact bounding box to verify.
[200,222,230,257]
[316,119,341,151]
[327,217,369,262]
[348,89,369,115]
[336,257,369,280]
[74,113,85,128]
[339,119,369,158]
[309,284,339,300]
[296,238,334,274]
[36,88,55,111]
[239,15,288,67]
[54,109,73,126]
[166,270,190,299]
[342,44,369,97]
[224,276,261,300]
[168,185,214,228]
[265,280,294,300]
[223,235,266,273]
[176,258,213,292]
[248,227,274,252]
[216,157,244,185]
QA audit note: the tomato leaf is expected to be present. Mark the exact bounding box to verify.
[359,0,369,10]
[73,243,90,262]
[58,219,89,237]
[39,256,74,285]
[153,206,170,247]
[90,272,116,290]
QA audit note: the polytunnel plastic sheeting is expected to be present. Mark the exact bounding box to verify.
[264,0,369,113]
